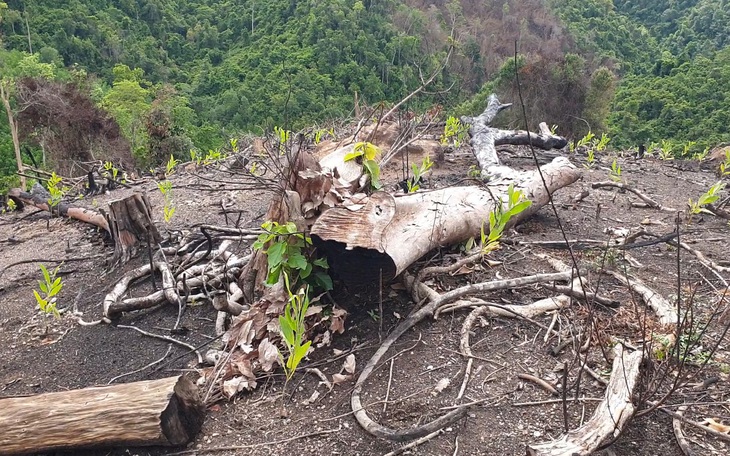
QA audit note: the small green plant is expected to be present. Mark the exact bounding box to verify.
[278,273,312,382]
[694,146,710,161]
[103,161,119,181]
[204,148,224,164]
[467,165,481,178]
[440,116,468,147]
[2,198,17,214]
[570,131,595,153]
[583,149,596,169]
[688,181,726,216]
[252,221,333,291]
[480,184,532,254]
[274,126,291,154]
[33,264,63,318]
[549,124,558,135]
[165,155,179,176]
[190,149,203,165]
[719,151,730,176]
[157,180,176,223]
[312,128,334,145]
[229,137,239,154]
[47,172,69,215]
[367,309,381,321]
[681,141,697,158]
[609,158,622,182]
[659,139,674,160]
[407,156,434,193]
[594,133,610,152]
[344,141,382,190]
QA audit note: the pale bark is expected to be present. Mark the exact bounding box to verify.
[461,94,568,181]
[527,345,645,455]
[0,81,25,190]
[311,158,580,286]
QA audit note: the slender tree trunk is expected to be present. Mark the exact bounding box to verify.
[0,81,26,190]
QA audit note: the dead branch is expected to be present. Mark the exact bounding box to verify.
[672,405,694,456]
[117,324,203,365]
[605,270,677,325]
[517,373,560,396]
[527,345,645,455]
[591,181,677,212]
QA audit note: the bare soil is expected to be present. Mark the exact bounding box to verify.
[1,143,729,456]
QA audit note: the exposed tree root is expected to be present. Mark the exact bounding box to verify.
[527,345,646,456]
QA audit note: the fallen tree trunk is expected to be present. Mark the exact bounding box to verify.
[311,157,580,286]
[527,345,646,455]
[0,376,204,455]
[7,187,109,232]
[461,94,569,181]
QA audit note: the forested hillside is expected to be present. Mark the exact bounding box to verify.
[1,0,730,188]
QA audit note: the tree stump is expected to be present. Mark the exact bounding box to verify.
[0,376,205,455]
[106,193,161,267]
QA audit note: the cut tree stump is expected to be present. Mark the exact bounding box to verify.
[106,192,161,267]
[0,376,205,455]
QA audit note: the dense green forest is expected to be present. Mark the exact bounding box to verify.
[2,0,730,188]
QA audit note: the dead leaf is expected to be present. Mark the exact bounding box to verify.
[236,320,255,350]
[258,338,279,371]
[222,376,256,398]
[304,305,323,318]
[303,390,320,405]
[329,307,348,334]
[332,373,352,384]
[343,354,356,374]
[432,378,450,396]
[333,348,344,356]
[316,330,332,348]
[701,418,730,434]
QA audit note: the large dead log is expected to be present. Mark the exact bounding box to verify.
[311,157,580,286]
[106,192,162,267]
[461,94,568,181]
[7,187,109,232]
[0,376,204,455]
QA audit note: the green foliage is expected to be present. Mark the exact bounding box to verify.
[609,48,730,151]
[440,116,468,147]
[345,142,382,190]
[688,181,726,216]
[659,140,675,160]
[719,151,730,177]
[480,184,532,254]
[609,158,622,182]
[278,273,312,382]
[103,161,119,181]
[165,155,179,177]
[252,221,332,291]
[274,126,290,154]
[33,264,63,318]
[46,172,68,214]
[406,156,433,193]
[157,180,176,223]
